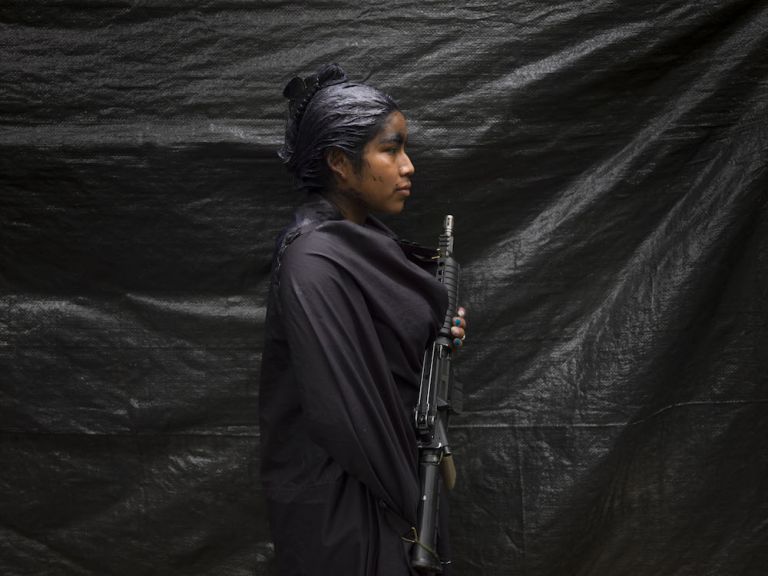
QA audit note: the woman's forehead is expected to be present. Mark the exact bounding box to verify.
[374,111,408,140]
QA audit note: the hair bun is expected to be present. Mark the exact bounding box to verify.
[282,63,348,125]
[315,63,347,86]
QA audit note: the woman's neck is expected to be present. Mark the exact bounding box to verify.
[323,188,367,225]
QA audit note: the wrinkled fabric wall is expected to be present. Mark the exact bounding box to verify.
[2,1,767,575]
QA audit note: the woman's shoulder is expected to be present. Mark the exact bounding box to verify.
[283,218,394,271]
[280,197,395,257]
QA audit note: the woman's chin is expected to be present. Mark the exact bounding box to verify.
[386,199,407,214]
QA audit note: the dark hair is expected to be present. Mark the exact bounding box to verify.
[278,63,399,194]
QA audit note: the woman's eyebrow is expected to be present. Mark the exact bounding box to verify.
[378,132,406,145]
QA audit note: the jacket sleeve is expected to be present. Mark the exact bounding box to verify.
[278,236,420,524]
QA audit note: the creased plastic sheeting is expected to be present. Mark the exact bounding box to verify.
[1,1,767,575]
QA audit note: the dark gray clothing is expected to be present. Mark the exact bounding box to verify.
[259,196,448,575]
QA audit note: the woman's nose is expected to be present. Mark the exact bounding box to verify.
[400,152,415,176]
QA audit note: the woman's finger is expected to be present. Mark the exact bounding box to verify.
[452,307,467,348]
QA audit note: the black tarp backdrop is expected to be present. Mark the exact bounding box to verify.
[1,1,766,574]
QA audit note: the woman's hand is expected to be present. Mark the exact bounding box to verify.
[450,306,467,349]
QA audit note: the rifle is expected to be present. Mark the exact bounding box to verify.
[411,215,461,574]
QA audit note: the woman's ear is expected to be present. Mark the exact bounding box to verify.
[326,148,353,183]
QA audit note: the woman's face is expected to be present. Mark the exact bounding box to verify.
[346,111,415,218]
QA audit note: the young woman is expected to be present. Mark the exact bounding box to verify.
[259,63,465,575]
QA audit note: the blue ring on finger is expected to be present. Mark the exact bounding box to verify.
[454,318,462,326]
[453,338,462,347]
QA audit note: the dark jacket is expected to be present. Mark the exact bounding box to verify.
[259,195,448,575]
